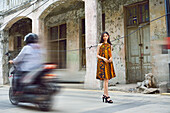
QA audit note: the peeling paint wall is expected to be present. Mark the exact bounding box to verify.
[149,0,168,83]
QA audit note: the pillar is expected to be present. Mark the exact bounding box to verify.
[84,0,102,89]
[0,31,3,85]
[0,30,9,85]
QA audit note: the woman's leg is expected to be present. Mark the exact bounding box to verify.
[105,79,113,103]
[105,79,109,96]
[103,79,108,96]
[103,79,106,96]
[102,80,106,102]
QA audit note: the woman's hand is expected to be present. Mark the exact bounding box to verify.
[103,58,109,63]
[9,60,13,64]
[108,58,112,63]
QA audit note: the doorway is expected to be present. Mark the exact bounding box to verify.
[125,1,151,83]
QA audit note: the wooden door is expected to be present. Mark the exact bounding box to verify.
[127,25,151,83]
[140,25,152,77]
[126,1,150,83]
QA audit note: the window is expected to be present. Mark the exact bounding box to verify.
[49,23,67,69]
[127,6,138,26]
[161,45,168,54]
[82,18,85,34]
[126,1,149,26]
[80,18,86,69]
[14,36,22,50]
[102,13,105,32]
[17,36,22,49]
[139,3,149,23]
[59,24,67,39]
[50,26,58,40]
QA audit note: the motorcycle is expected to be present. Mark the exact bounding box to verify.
[7,52,60,111]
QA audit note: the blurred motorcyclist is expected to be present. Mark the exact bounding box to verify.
[9,33,42,94]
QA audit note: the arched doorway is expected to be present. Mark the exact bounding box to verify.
[40,0,85,70]
[8,18,32,59]
[2,17,32,84]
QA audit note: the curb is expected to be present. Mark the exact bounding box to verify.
[0,85,10,88]
[161,93,170,96]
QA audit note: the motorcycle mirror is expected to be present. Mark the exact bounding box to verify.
[5,52,11,57]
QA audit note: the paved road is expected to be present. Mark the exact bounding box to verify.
[0,86,170,113]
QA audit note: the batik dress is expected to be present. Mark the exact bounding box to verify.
[96,43,116,80]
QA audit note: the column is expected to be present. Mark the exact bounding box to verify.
[32,16,39,35]
[38,18,48,62]
[84,0,102,89]
[0,30,9,85]
[0,31,3,85]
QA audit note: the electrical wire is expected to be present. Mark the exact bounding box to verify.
[0,1,170,53]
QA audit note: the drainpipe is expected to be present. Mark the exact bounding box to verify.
[165,0,170,91]
[165,0,170,37]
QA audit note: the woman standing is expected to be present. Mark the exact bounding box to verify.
[96,32,116,103]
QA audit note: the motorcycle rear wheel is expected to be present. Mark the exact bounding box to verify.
[9,87,18,105]
[38,99,52,111]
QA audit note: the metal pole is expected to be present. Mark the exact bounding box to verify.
[165,0,170,37]
[165,0,170,90]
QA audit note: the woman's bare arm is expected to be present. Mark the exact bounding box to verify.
[109,45,113,62]
[97,44,109,63]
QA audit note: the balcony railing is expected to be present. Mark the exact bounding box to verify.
[0,0,35,13]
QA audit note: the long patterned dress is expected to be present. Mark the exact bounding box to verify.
[96,43,116,80]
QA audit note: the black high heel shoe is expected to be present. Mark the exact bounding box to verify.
[105,96,113,103]
[102,95,106,102]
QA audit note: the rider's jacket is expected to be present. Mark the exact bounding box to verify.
[13,43,42,71]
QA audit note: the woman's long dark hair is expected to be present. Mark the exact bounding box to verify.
[99,31,112,45]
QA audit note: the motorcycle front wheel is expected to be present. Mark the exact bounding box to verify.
[9,87,18,105]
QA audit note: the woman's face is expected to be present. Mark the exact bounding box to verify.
[103,33,109,41]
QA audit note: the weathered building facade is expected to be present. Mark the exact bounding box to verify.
[0,0,168,89]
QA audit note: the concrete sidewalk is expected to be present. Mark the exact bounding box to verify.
[58,83,138,92]
[108,83,138,92]
[1,83,170,96]
[52,70,138,93]
[0,83,138,92]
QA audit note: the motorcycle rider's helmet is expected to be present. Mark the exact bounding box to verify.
[24,33,38,44]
